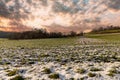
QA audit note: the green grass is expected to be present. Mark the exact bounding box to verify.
[0,32,120,49]
[0,37,77,48]
[86,33,120,41]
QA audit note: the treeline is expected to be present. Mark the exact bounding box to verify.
[9,29,84,40]
[91,25,120,33]
[0,31,12,38]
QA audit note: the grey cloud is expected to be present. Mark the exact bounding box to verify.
[0,0,29,20]
[0,1,11,18]
[52,1,82,14]
[9,21,28,28]
[45,23,90,33]
[105,0,120,11]
[40,0,48,6]
[72,0,79,5]
[0,0,120,32]
[8,21,32,31]
[26,0,32,4]
[84,17,101,23]
[97,8,108,15]
[52,1,71,13]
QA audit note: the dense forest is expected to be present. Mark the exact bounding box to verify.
[91,26,120,34]
[0,25,120,39]
[9,29,84,40]
[0,31,12,38]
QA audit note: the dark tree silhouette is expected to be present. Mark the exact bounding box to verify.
[8,29,81,40]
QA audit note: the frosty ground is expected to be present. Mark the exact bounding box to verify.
[0,33,120,80]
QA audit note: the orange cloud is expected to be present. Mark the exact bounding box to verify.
[0,0,120,32]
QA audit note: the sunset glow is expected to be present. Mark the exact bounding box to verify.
[0,0,120,32]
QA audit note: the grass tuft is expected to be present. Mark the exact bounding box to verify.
[42,68,52,74]
[76,68,86,74]
[88,72,96,77]
[48,73,59,79]
[7,69,18,76]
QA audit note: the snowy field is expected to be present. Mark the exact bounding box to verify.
[0,37,120,80]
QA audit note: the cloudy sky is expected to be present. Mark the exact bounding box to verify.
[0,0,120,32]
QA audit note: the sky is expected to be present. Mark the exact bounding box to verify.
[0,0,120,32]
